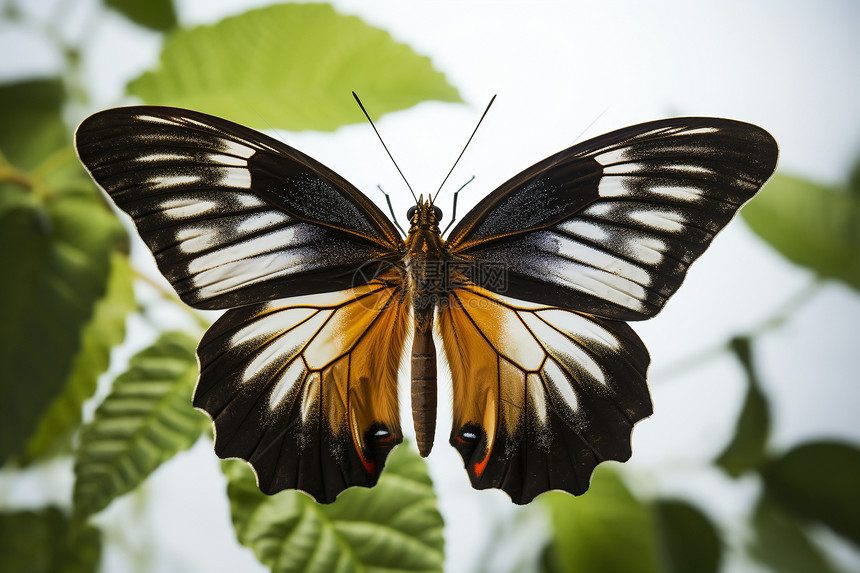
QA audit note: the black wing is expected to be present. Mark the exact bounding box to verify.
[75,106,403,310]
[446,118,778,320]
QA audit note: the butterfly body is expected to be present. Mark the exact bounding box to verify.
[75,106,778,504]
[403,197,448,457]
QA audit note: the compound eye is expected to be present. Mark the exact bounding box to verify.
[406,206,418,221]
[432,205,443,222]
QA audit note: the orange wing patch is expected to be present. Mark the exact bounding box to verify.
[438,282,651,504]
[194,273,410,503]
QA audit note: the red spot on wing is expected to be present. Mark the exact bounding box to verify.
[357,448,376,475]
[473,450,490,477]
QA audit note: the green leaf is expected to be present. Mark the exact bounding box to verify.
[715,337,771,477]
[106,0,176,31]
[848,154,860,197]
[538,541,568,573]
[543,467,660,573]
[0,78,66,170]
[0,189,123,465]
[128,3,461,131]
[748,495,842,573]
[741,174,860,291]
[223,443,444,573]
[653,499,722,573]
[73,331,209,519]
[0,507,102,573]
[21,253,136,464]
[761,441,860,545]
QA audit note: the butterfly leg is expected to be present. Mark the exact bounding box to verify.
[376,185,407,237]
[441,175,474,236]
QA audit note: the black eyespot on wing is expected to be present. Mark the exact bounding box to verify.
[451,423,487,468]
[458,427,480,441]
[365,423,399,458]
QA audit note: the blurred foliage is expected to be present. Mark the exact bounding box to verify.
[0,78,67,170]
[715,337,770,477]
[1,1,859,573]
[762,442,860,545]
[742,173,860,292]
[106,0,176,31]
[224,443,445,572]
[0,507,101,573]
[652,499,722,573]
[21,252,135,464]
[748,496,844,573]
[0,172,124,465]
[544,468,662,573]
[543,469,721,573]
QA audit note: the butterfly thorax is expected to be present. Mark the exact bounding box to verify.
[404,201,447,305]
[403,198,448,457]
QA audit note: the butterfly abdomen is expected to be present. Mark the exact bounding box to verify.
[405,207,446,457]
[411,301,437,457]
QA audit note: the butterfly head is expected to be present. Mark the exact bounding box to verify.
[406,196,443,232]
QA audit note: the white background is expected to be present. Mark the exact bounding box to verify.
[2,1,859,572]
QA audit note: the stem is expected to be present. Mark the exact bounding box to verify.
[133,267,212,330]
[746,279,822,336]
[0,159,31,190]
[32,146,79,179]
[1,146,82,199]
[652,280,822,382]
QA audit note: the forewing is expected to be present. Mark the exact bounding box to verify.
[438,282,651,504]
[194,274,410,503]
[447,118,778,320]
[75,106,403,309]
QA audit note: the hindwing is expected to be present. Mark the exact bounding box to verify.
[194,274,410,503]
[438,282,650,504]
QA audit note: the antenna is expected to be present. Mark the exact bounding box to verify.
[432,95,496,203]
[568,105,610,147]
[352,92,417,203]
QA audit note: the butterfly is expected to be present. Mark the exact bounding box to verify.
[75,105,778,504]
